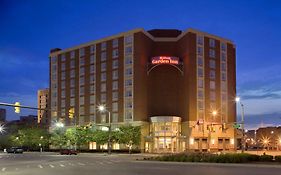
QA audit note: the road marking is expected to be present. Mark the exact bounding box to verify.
[38,165,43,169]
[78,162,85,166]
[49,164,55,168]
[60,164,65,167]
[2,168,6,171]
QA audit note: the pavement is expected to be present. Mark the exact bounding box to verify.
[0,152,281,175]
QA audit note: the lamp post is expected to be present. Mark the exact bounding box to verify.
[0,125,5,134]
[235,97,245,153]
[98,104,112,155]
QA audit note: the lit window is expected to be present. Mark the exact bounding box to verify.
[125,79,132,86]
[70,51,75,59]
[210,81,215,90]
[113,39,118,48]
[112,102,118,112]
[70,98,75,106]
[80,57,85,65]
[112,91,118,101]
[70,60,75,68]
[79,96,84,105]
[112,81,118,90]
[112,70,118,80]
[209,60,216,69]
[197,47,203,56]
[198,79,203,88]
[125,35,133,45]
[101,93,106,103]
[90,95,95,104]
[61,54,66,62]
[101,42,106,50]
[70,88,75,97]
[101,62,106,71]
[80,86,84,95]
[210,70,216,79]
[210,91,216,101]
[101,114,106,123]
[101,52,106,61]
[90,55,95,63]
[80,67,85,75]
[209,49,215,58]
[209,39,215,48]
[79,48,85,57]
[125,57,133,65]
[61,72,65,80]
[197,35,203,45]
[101,73,106,82]
[112,49,119,58]
[125,46,132,55]
[90,65,95,73]
[197,68,203,77]
[112,60,118,69]
[197,56,203,66]
[90,45,95,54]
[80,77,85,85]
[101,83,106,92]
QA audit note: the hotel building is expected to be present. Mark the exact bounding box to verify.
[49,28,236,153]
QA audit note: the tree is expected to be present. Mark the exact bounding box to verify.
[92,130,108,151]
[116,125,141,154]
[50,128,67,149]
[64,126,94,150]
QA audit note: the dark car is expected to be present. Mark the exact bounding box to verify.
[60,149,78,155]
[7,147,24,154]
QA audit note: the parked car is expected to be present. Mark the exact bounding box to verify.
[60,149,78,155]
[6,147,24,154]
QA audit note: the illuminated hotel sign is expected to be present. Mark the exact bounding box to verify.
[151,56,179,65]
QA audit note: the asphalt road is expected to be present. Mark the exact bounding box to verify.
[1,152,281,175]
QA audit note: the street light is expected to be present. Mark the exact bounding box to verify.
[0,125,5,134]
[98,104,112,155]
[55,122,64,128]
[236,96,245,153]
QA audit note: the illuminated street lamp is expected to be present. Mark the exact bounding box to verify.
[98,104,112,155]
[55,122,64,128]
[0,125,5,134]
[235,96,245,153]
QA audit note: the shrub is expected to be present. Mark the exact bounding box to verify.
[259,155,273,162]
[275,156,281,162]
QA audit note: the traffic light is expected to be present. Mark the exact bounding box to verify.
[69,108,75,119]
[14,102,20,113]
[233,123,241,129]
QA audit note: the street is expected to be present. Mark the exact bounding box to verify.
[1,152,281,175]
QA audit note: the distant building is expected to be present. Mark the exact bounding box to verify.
[38,89,49,127]
[255,126,281,150]
[0,108,6,122]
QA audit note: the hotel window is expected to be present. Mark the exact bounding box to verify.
[51,56,57,63]
[210,70,215,79]
[101,52,106,61]
[70,60,75,68]
[112,81,118,90]
[52,74,57,81]
[112,49,118,58]
[112,70,118,80]
[101,42,106,51]
[221,43,226,52]
[61,108,65,117]
[125,89,132,97]
[61,63,65,70]
[125,79,132,86]
[112,91,118,101]
[61,81,65,89]
[221,72,226,81]
[112,113,118,123]
[125,57,133,65]
[90,105,95,113]
[61,54,66,62]
[197,35,203,45]
[221,62,226,71]
[221,52,226,62]
[101,83,106,92]
[126,101,133,108]
[101,93,106,103]
[61,99,65,108]
[209,60,216,69]
[70,88,75,97]
[209,39,215,48]
[198,101,204,110]
[79,96,84,105]
[197,47,203,56]
[61,90,65,98]
[70,79,75,87]
[90,55,95,63]
[61,72,65,80]
[112,60,118,69]
[90,65,95,73]
[79,48,85,57]
[209,49,215,58]
[112,102,118,112]
[101,114,106,123]
[198,90,203,99]
[125,111,132,120]
[80,57,85,65]
[80,106,85,115]
[80,77,85,85]
[90,45,95,54]
[197,56,203,66]
[221,82,227,91]
[80,86,84,95]
[90,95,95,104]
[90,75,95,84]
[125,68,132,76]
[70,98,75,106]
[101,62,106,71]
[125,46,132,55]
[112,39,118,48]
[210,81,216,90]
[70,70,75,78]
[210,91,216,101]
[90,85,95,94]
[80,67,85,75]
[52,64,57,73]
[197,68,203,77]
[125,35,133,45]
[70,51,75,59]
[198,79,203,88]
[101,73,106,82]
[222,93,227,101]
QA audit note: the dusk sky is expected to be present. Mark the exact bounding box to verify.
[0,0,281,129]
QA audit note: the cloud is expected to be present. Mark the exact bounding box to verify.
[242,112,281,130]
